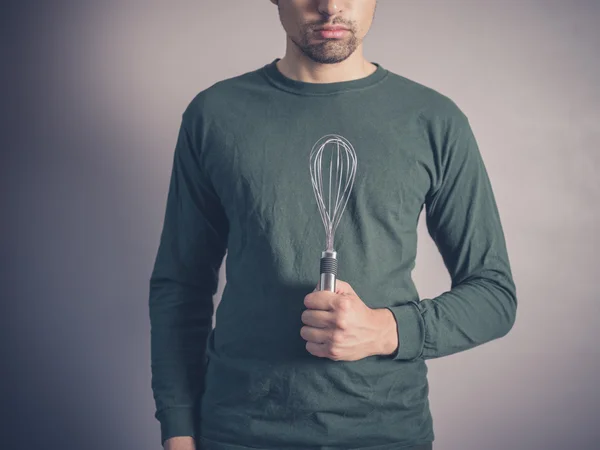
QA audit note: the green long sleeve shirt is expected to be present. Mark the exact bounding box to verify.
[149,58,517,449]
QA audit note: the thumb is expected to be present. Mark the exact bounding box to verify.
[331,279,355,295]
[313,279,354,294]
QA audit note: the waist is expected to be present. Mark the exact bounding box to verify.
[198,434,434,450]
[198,329,433,448]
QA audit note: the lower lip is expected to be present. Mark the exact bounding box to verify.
[316,29,349,39]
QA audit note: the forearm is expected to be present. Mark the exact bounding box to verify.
[150,274,214,445]
[420,274,516,358]
[382,272,517,361]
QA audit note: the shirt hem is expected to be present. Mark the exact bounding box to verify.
[198,434,433,450]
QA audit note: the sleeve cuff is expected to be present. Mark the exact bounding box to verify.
[385,301,425,361]
[156,406,196,447]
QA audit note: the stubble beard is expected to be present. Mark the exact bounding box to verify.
[294,29,360,64]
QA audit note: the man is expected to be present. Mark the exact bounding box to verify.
[149,1,518,449]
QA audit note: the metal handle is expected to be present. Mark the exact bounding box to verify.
[319,250,337,292]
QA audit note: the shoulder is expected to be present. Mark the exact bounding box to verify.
[181,65,264,124]
[385,69,469,127]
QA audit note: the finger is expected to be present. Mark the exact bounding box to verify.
[305,341,327,358]
[333,279,356,295]
[301,309,335,327]
[300,325,328,344]
[304,288,337,311]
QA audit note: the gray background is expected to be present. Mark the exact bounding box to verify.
[3,1,599,449]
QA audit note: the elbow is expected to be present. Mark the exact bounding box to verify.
[479,270,518,340]
[490,266,518,338]
[500,283,518,338]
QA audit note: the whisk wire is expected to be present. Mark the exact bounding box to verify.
[309,134,357,252]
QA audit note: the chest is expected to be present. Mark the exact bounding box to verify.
[201,100,434,240]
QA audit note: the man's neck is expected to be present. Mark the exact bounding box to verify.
[275,51,377,84]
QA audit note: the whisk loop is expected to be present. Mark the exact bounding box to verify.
[309,134,357,292]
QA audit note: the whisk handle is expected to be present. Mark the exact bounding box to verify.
[319,250,338,292]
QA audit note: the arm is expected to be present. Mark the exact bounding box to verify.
[385,105,517,361]
[149,110,228,447]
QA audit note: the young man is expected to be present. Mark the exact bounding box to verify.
[149,1,518,449]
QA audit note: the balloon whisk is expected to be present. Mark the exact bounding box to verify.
[309,134,357,292]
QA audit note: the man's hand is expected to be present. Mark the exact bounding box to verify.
[301,279,398,361]
[163,436,196,450]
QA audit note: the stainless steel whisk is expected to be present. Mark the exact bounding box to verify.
[309,134,358,292]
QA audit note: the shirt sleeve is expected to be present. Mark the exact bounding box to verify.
[385,105,517,361]
[149,111,229,446]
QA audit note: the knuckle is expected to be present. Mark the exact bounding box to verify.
[336,297,351,311]
[334,317,347,330]
[331,331,343,345]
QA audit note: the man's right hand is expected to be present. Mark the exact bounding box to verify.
[163,436,196,450]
